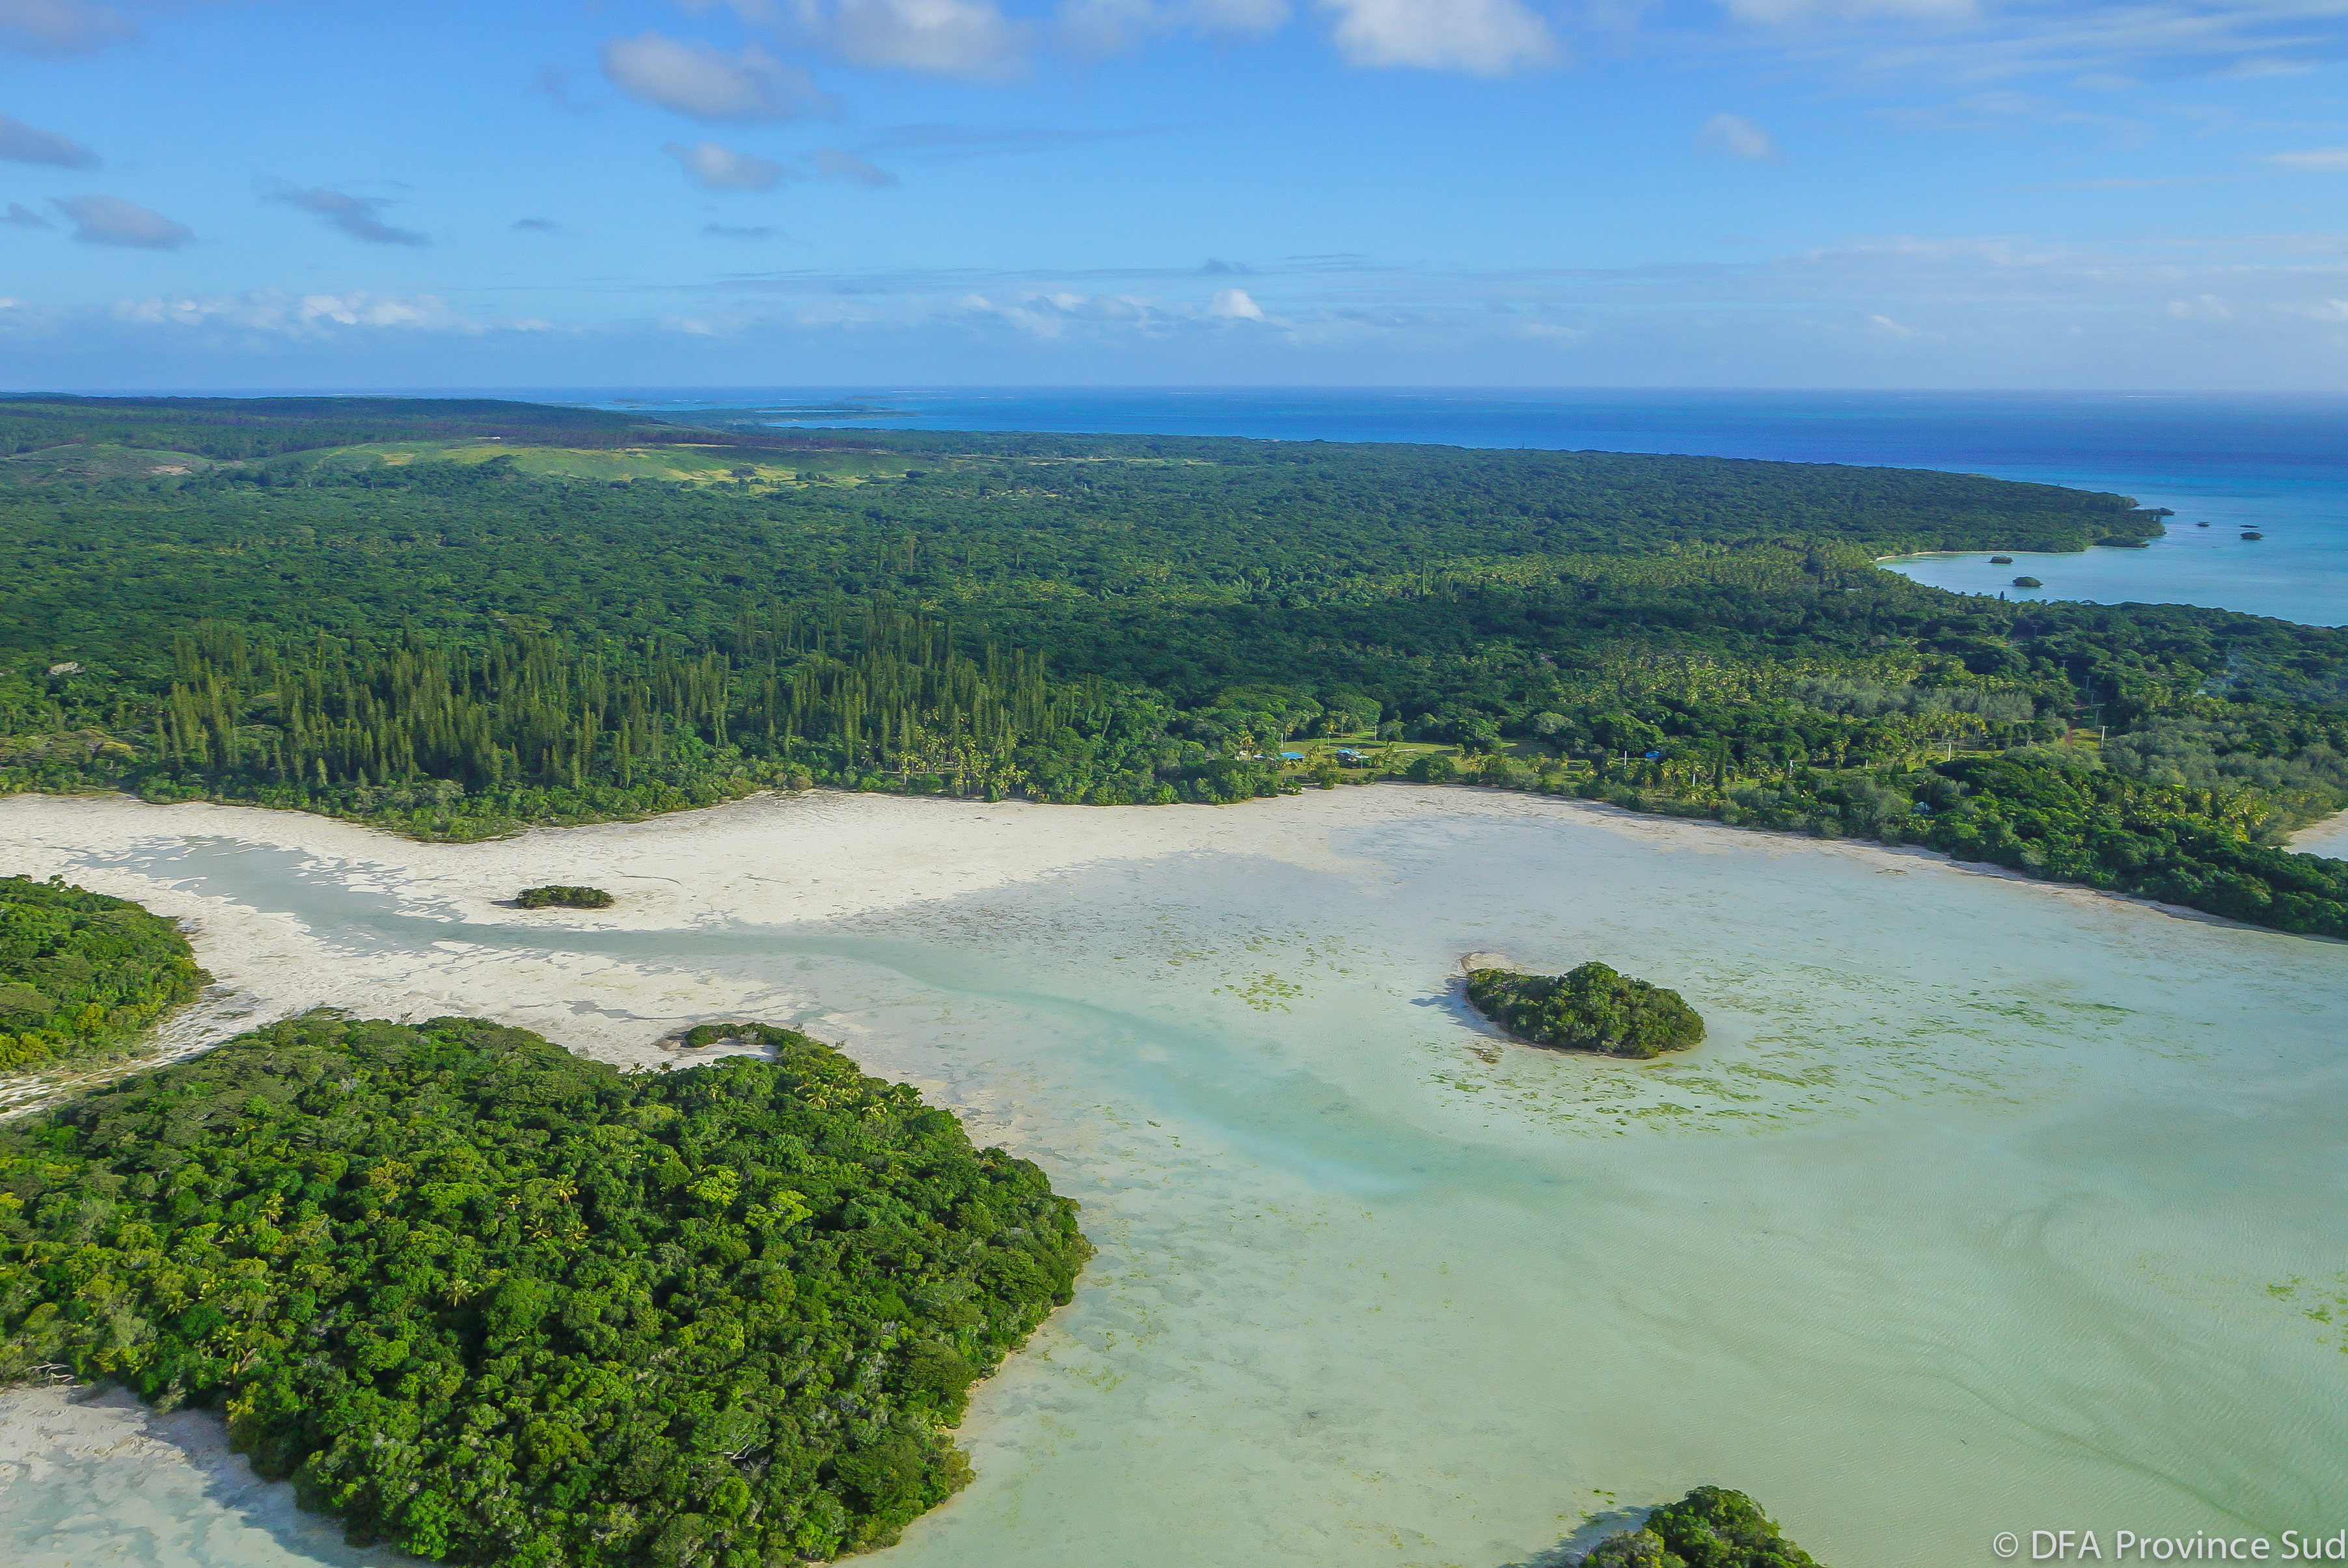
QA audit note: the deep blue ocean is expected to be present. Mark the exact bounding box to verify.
[534,388,2348,627]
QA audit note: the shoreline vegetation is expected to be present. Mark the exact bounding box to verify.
[0,1010,1093,1564]
[4,395,2345,940]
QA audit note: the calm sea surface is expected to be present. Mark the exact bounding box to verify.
[539,387,2348,627]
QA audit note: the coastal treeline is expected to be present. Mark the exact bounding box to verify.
[0,1011,1093,1563]
[0,874,206,1073]
[5,398,2346,937]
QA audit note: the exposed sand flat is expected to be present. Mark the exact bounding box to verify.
[0,783,2235,1072]
[0,785,2340,1568]
[2293,809,2348,861]
[0,785,2001,1076]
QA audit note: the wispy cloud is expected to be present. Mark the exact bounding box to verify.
[0,111,98,168]
[513,216,563,232]
[1697,113,1783,161]
[0,0,135,56]
[705,223,784,239]
[810,146,897,185]
[54,193,191,249]
[2269,145,2348,170]
[5,200,53,228]
[664,140,792,191]
[601,33,839,122]
[267,183,430,247]
[1709,0,2348,86]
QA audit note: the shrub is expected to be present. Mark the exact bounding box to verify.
[515,885,614,910]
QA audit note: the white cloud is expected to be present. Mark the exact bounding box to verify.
[2269,146,2348,171]
[1697,113,1782,161]
[665,140,793,191]
[1207,286,1266,319]
[0,111,98,168]
[600,33,838,122]
[1319,0,1556,74]
[54,194,190,249]
[826,0,1031,79]
[0,0,133,55]
[109,290,541,336]
[810,146,897,185]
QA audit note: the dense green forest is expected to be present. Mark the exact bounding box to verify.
[0,1011,1092,1564]
[5,396,2346,937]
[0,874,206,1073]
[1464,964,1704,1058]
[1581,1487,1825,1567]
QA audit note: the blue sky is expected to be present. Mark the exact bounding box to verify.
[4,0,2348,388]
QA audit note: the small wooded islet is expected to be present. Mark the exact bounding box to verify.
[1464,964,1706,1059]
[1581,1487,1827,1567]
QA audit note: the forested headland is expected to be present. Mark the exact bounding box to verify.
[0,1010,1093,1564]
[6,394,2347,938]
[0,874,206,1074]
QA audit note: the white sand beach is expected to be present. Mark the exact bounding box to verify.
[1,785,2341,1568]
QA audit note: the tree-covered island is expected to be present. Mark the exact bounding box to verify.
[0,1011,1093,1564]
[1581,1487,1826,1567]
[0,873,206,1074]
[6,395,2347,939]
[1464,963,1704,1059]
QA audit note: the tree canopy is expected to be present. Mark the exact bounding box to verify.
[4,396,2345,937]
[0,873,206,1074]
[1464,964,1705,1059]
[0,1012,1092,1564]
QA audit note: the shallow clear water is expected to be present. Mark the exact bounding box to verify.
[541,386,2348,627]
[3,799,2342,1567]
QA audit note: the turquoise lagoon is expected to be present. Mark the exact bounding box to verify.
[1,792,2342,1567]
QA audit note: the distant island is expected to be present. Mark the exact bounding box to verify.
[516,884,614,909]
[1583,1487,1825,1567]
[1464,962,1704,1059]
